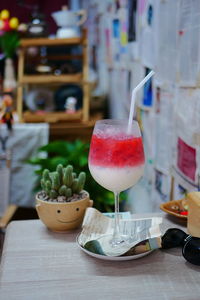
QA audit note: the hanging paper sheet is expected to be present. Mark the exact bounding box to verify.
[178,0,200,87]
[151,169,172,212]
[138,0,159,69]
[172,87,200,188]
[154,85,176,174]
[155,0,178,85]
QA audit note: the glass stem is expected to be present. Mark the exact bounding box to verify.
[112,191,121,244]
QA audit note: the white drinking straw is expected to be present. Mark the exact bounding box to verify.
[127,70,155,133]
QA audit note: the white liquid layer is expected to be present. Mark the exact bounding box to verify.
[89,164,144,192]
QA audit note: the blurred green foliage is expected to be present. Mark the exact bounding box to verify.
[27,139,126,212]
[0,31,19,58]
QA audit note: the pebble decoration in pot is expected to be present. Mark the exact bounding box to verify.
[36,164,93,232]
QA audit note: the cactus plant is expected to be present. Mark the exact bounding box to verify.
[41,164,86,201]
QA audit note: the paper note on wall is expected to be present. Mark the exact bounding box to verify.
[154,86,175,174]
[178,0,200,87]
[151,169,171,211]
[177,138,197,182]
[172,87,200,188]
[156,0,178,85]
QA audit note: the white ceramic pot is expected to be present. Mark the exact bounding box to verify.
[52,9,87,38]
[3,58,17,90]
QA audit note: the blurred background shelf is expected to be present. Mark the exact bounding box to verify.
[20,36,83,47]
[17,29,90,123]
[49,112,103,141]
[23,110,82,123]
[19,73,82,84]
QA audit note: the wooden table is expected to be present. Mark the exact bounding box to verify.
[0,213,200,300]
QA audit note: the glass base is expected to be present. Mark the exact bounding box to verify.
[96,234,132,256]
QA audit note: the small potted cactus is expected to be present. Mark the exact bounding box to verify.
[36,164,93,232]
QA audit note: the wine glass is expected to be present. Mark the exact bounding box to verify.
[88,119,145,252]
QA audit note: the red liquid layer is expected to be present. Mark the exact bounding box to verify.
[89,134,145,167]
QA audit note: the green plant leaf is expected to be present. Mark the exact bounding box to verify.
[79,156,88,167]
[48,157,68,170]
[38,141,69,156]
[0,31,19,58]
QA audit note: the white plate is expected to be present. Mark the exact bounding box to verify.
[76,234,154,261]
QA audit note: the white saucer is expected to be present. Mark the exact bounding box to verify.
[76,234,154,261]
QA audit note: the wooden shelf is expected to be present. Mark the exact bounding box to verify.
[20,37,83,47]
[49,113,103,141]
[17,29,90,122]
[19,73,82,84]
[23,110,82,123]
